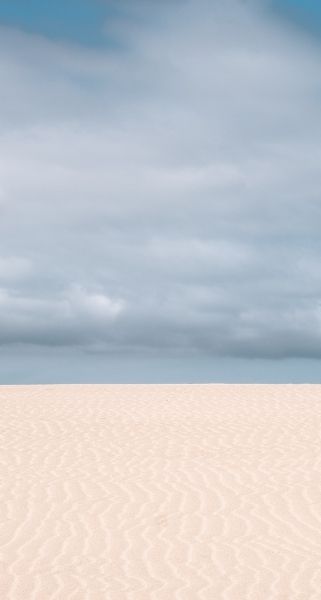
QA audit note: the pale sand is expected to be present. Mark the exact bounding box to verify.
[1,384,321,599]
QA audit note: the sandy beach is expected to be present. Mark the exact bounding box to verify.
[1,383,321,599]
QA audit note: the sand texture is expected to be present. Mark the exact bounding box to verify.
[1,384,321,599]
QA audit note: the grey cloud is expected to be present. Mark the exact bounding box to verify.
[0,257,32,282]
[0,285,124,346]
[1,0,321,368]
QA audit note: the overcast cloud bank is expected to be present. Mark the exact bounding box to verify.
[1,0,321,381]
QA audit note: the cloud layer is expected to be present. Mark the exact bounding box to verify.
[1,0,321,370]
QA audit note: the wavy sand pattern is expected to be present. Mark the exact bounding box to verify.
[1,384,321,599]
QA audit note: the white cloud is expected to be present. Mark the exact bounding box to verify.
[63,285,125,320]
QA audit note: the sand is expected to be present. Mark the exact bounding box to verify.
[1,384,321,599]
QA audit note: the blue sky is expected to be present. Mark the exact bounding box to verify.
[271,0,321,35]
[276,0,321,15]
[1,0,321,383]
[0,0,113,45]
[0,1,320,45]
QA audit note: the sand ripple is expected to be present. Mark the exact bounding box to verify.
[1,384,321,599]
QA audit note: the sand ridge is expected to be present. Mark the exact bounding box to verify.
[1,384,321,599]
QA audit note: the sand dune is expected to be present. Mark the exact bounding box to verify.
[1,384,321,599]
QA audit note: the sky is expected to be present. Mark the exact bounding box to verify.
[1,0,321,383]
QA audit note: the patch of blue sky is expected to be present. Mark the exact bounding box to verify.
[271,0,321,36]
[0,0,119,46]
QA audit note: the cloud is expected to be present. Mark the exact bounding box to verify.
[1,0,321,364]
[64,285,125,321]
[0,257,32,281]
[0,284,125,346]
